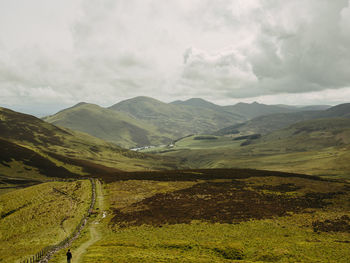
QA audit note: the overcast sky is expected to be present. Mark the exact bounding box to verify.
[1,0,350,116]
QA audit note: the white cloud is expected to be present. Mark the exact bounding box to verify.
[0,0,350,115]
[179,47,257,98]
[179,0,350,98]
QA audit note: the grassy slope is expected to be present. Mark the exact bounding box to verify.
[0,107,179,192]
[223,101,298,119]
[172,99,313,119]
[43,102,171,148]
[76,170,350,262]
[215,111,320,136]
[44,97,246,149]
[216,103,350,136]
[0,180,91,262]
[162,118,350,177]
[49,179,105,263]
[109,96,245,139]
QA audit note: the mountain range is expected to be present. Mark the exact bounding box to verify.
[1,99,349,190]
[43,96,331,148]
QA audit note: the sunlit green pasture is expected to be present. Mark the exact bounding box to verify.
[0,180,91,262]
[81,216,350,263]
[162,132,350,178]
[80,176,350,263]
[139,135,241,153]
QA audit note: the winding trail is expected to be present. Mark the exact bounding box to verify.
[68,179,104,263]
[38,178,97,263]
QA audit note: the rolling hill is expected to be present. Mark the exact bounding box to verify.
[223,101,299,119]
[43,102,171,148]
[109,96,245,139]
[215,111,320,136]
[163,116,350,177]
[43,97,333,148]
[319,103,350,118]
[172,99,328,119]
[216,103,350,136]
[0,107,178,192]
[44,97,246,148]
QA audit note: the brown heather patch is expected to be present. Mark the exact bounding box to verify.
[111,179,346,227]
[241,176,346,194]
[99,168,330,183]
[108,180,198,211]
[313,215,350,233]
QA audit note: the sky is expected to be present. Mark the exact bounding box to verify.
[1,0,350,116]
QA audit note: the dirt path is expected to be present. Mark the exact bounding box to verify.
[66,180,105,263]
[38,179,96,263]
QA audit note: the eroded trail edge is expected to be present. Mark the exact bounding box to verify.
[38,178,96,263]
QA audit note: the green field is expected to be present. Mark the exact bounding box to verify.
[81,219,350,263]
[0,180,92,262]
[158,119,350,178]
[45,169,350,263]
[139,135,241,154]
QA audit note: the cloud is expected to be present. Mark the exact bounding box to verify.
[179,47,257,98]
[0,0,350,115]
[179,0,350,98]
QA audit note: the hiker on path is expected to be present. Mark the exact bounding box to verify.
[66,249,72,263]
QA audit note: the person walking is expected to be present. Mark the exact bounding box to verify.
[66,249,72,263]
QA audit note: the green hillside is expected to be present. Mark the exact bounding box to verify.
[162,118,350,177]
[109,96,245,138]
[215,111,321,136]
[216,103,350,136]
[171,98,229,112]
[172,99,316,119]
[43,102,171,148]
[0,180,92,262]
[43,97,336,149]
[0,107,179,193]
[320,103,350,118]
[223,101,298,119]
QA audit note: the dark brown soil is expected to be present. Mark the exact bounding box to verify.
[253,183,302,193]
[101,168,330,183]
[111,181,342,227]
[313,215,350,233]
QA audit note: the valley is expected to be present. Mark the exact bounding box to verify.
[2,1,350,262]
[1,98,350,262]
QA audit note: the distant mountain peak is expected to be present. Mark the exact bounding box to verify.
[185,98,211,103]
[74,102,88,107]
[170,97,220,109]
[109,96,165,109]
